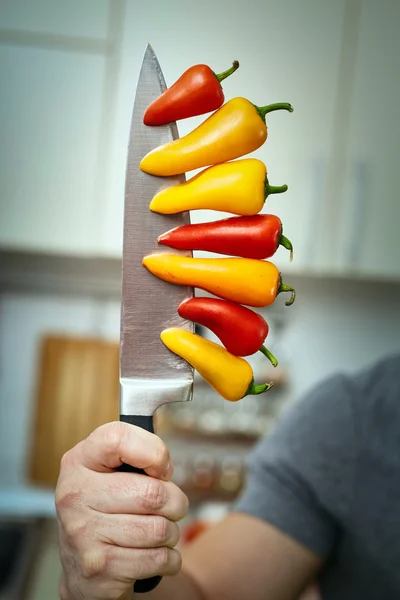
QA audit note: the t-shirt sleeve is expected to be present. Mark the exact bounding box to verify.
[233,374,357,558]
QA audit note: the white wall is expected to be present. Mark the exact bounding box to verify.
[276,275,400,399]
[1,276,399,487]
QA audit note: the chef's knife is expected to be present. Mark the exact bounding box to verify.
[119,44,194,594]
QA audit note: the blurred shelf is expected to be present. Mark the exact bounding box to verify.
[1,249,400,300]
[181,487,243,506]
[0,249,122,298]
[163,429,262,446]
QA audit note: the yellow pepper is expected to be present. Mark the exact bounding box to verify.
[160,328,273,401]
[140,98,293,177]
[149,158,288,215]
[142,254,296,307]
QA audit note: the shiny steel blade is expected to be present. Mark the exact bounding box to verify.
[120,44,193,417]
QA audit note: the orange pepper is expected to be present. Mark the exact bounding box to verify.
[142,254,295,308]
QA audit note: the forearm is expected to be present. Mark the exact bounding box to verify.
[134,568,205,600]
[141,514,323,600]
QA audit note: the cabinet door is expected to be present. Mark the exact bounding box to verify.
[337,0,400,279]
[0,0,112,256]
[104,0,346,273]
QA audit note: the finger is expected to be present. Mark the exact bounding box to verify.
[80,545,182,581]
[96,514,180,549]
[71,422,173,480]
[86,472,189,521]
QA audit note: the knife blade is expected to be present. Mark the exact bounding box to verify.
[119,44,194,594]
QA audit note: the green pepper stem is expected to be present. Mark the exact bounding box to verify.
[278,276,296,306]
[255,102,294,123]
[259,345,278,367]
[243,378,274,397]
[280,234,294,262]
[215,60,239,83]
[264,176,288,199]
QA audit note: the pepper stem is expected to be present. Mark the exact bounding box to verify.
[255,102,294,123]
[215,60,239,83]
[259,345,278,368]
[243,378,274,398]
[264,176,288,200]
[277,275,296,306]
[280,234,294,262]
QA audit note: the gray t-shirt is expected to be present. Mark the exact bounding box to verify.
[235,354,400,599]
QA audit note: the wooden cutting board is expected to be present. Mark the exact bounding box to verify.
[29,335,119,487]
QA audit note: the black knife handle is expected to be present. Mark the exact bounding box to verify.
[118,414,162,594]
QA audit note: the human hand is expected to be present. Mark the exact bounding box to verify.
[56,422,188,599]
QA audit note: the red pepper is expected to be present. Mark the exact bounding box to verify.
[178,297,278,367]
[158,214,293,261]
[143,61,239,126]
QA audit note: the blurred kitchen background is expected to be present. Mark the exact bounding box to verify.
[1,0,400,597]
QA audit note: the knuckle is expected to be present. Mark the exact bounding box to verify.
[151,516,169,545]
[88,421,124,453]
[63,518,88,542]
[81,549,107,579]
[153,546,169,570]
[141,479,167,512]
[55,484,83,513]
[59,442,84,471]
[130,519,148,545]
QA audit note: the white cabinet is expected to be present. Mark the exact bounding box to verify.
[0,45,106,255]
[0,0,110,39]
[0,0,122,256]
[335,1,400,279]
